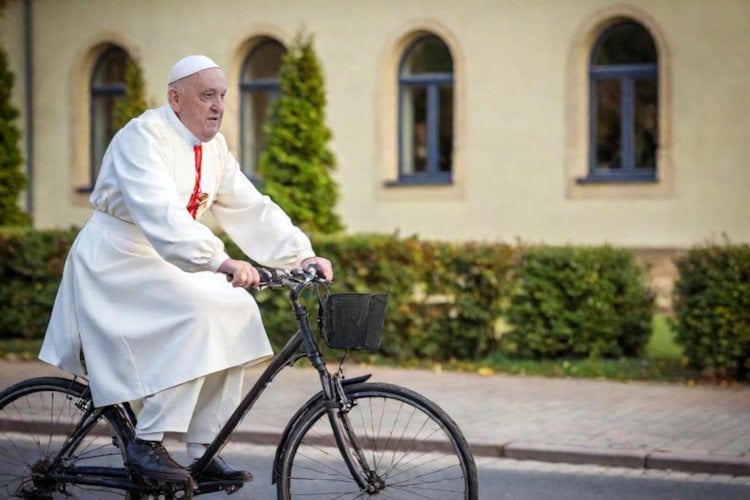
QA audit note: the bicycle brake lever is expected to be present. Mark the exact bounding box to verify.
[303,262,322,278]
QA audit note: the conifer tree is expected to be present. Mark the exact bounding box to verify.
[257,30,343,234]
[113,59,148,131]
[0,45,30,226]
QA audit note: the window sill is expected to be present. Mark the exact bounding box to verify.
[576,171,657,184]
[384,174,452,187]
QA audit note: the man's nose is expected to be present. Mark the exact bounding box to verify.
[211,95,224,111]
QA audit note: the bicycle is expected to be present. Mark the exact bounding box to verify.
[0,266,478,499]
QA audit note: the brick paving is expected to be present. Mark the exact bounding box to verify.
[1,359,749,476]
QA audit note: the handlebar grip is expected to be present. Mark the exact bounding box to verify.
[303,262,324,279]
[224,268,275,283]
[257,268,275,282]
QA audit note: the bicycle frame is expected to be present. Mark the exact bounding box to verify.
[190,273,376,493]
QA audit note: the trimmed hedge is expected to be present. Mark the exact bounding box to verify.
[5,227,749,381]
[0,229,665,372]
[672,241,750,380]
[0,227,78,339]
[501,246,655,359]
[228,233,517,361]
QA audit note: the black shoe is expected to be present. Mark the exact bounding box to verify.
[126,439,193,484]
[192,456,253,483]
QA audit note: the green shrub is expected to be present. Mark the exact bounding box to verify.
[672,241,750,380]
[113,58,148,131]
[226,233,517,361]
[0,227,78,339]
[0,46,30,226]
[502,246,654,359]
[257,30,343,234]
[319,235,516,361]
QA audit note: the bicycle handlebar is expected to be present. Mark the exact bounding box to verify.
[226,264,329,291]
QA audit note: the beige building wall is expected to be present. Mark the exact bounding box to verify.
[1,0,749,248]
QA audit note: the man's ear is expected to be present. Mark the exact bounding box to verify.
[167,88,180,112]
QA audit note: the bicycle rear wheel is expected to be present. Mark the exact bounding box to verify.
[277,381,478,499]
[0,376,135,499]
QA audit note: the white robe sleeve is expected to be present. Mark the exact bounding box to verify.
[210,142,315,269]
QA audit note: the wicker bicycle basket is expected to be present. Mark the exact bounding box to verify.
[322,293,388,350]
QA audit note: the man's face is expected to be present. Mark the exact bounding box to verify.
[169,68,226,142]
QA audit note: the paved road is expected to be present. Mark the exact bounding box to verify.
[168,444,750,499]
[1,358,749,478]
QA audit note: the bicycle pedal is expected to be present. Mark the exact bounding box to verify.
[168,476,197,493]
[226,483,244,494]
[131,472,195,495]
[131,471,154,487]
[193,478,244,495]
[172,479,196,499]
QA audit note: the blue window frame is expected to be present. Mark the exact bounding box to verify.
[585,21,658,183]
[89,47,128,187]
[240,38,285,178]
[396,35,454,185]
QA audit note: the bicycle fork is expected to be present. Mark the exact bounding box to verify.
[325,373,386,495]
[293,296,385,493]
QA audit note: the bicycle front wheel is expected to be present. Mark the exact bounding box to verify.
[0,376,135,499]
[278,381,478,499]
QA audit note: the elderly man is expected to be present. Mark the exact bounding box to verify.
[39,55,332,485]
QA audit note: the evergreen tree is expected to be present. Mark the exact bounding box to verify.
[113,59,148,131]
[257,30,343,234]
[0,45,30,226]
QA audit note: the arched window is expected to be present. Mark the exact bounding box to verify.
[240,38,285,178]
[398,35,454,184]
[588,21,658,181]
[90,46,128,186]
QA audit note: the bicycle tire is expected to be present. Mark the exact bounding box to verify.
[277,381,478,499]
[0,376,138,499]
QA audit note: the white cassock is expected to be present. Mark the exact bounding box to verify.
[39,105,315,407]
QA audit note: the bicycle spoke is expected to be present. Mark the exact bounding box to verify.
[0,378,133,499]
[279,382,476,498]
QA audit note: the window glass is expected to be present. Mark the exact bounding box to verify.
[90,47,128,185]
[240,39,285,177]
[439,86,454,173]
[398,35,454,183]
[635,79,658,169]
[595,79,622,168]
[401,36,453,75]
[588,21,658,180]
[400,87,427,175]
[243,41,284,80]
[593,23,657,65]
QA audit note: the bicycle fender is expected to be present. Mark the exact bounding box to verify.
[271,374,372,483]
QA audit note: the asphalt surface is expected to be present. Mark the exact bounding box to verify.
[1,358,748,478]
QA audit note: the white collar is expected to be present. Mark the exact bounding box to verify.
[165,105,201,147]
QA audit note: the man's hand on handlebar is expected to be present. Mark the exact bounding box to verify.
[218,259,262,288]
[300,256,334,282]
[218,256,333,288]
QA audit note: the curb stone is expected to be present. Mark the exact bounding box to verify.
[221,432,750,477]
[1,360,748,478]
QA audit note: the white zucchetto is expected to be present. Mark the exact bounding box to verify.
[167,55,220,85]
